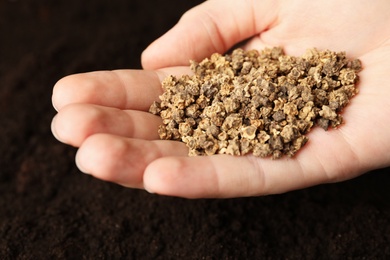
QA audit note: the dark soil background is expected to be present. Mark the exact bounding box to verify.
[1,1,390,259]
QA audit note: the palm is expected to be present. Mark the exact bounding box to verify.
[239,0,390,186]
[52,0,390,198]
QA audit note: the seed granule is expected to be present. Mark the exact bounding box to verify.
[149,47,362,158]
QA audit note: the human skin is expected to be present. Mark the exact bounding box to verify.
[51,0,390,198]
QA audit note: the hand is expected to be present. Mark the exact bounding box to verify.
[52,0,390,198]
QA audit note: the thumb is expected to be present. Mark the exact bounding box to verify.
[141,0,278,70]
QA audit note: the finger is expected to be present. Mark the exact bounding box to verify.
[144,155,304,198]
[143,128,364,198]
[52,67,190,111]
[75,134,188,189]
[141,0,279,69]
[52,103,162,147]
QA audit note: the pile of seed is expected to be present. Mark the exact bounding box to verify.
[149,47,361,158]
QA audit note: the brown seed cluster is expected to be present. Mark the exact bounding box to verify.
[149,47,361,158]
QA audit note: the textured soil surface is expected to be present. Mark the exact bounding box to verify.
[1,1,390,259]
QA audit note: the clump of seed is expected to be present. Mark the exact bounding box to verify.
[149,47,362,159]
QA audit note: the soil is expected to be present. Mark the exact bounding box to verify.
[1,1,390,259]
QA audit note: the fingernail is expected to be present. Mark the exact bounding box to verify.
[75,151,90,175]
[144,185,155,194]
[51,115,61,141]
